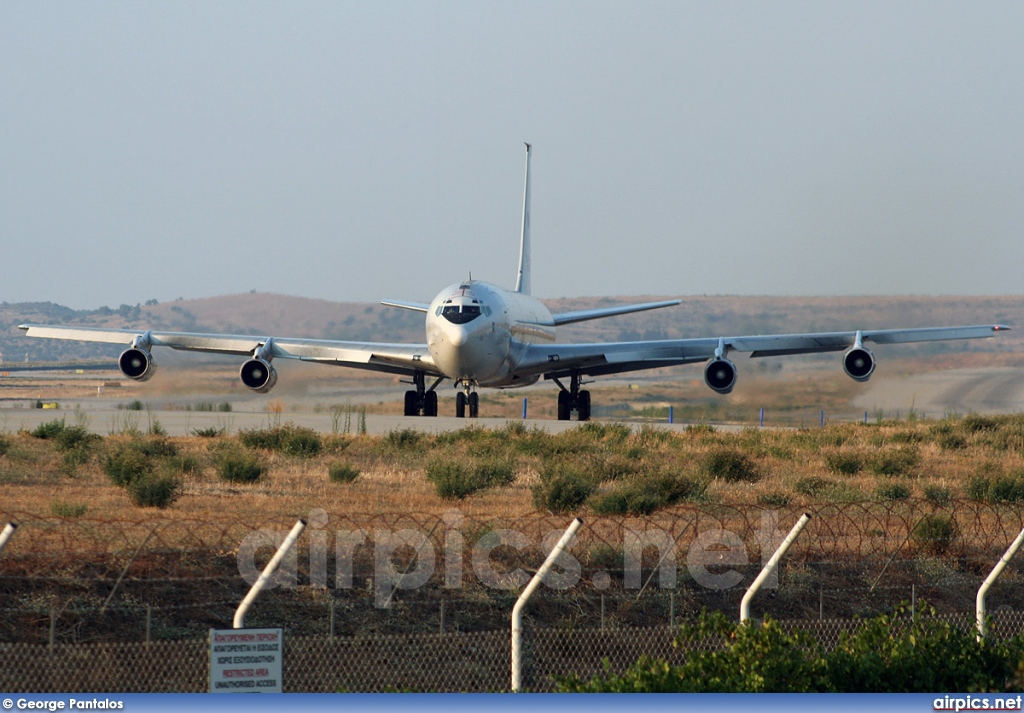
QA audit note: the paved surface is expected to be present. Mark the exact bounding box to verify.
[853,366,1024,417]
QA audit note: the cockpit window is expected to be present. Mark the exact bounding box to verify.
[441,304,482,324]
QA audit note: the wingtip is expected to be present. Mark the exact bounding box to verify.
[994,325,1013,331]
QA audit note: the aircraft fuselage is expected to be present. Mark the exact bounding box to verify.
[426,281,554,388]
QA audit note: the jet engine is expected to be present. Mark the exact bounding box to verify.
[240,358,278,393]
[704,357,737,394]
[118,347,156,382]
[843,345,876,382]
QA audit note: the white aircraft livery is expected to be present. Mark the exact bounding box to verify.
[20,145,1011,420]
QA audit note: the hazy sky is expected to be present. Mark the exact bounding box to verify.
[2,2,1022,309]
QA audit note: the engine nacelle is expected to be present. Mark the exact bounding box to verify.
[843,346,876,382]
[118,347,156,382]
[704,357,737,394]
[240,358,278,393]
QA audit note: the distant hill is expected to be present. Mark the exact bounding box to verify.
[2,293,1021,365]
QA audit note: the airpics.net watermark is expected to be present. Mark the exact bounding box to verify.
[237,508,792,607]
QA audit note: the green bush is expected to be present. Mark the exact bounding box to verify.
[239,424,322,457]
[923,484,953,504]
[556,605,1024,692]
[875,482,911,501]
[701,448,760,483]
[822,450,863,476]
[425,458,515,500]
[0,434,8,457]
[127,475,182,508]
[215,450,267,483]
[54,425,101,452]
[102,444,153,487]
[794,476,834,497]
[912,515,959,556]
[30,419,68,440]
[966,469,1024,503]
[531,462,597,513]
[870,447,920,477]
[328,462,360,483]
[192,427,225,438]
[590,472,705,515]
[50,501,87,518]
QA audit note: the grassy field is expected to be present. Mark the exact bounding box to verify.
[3,410,1024,525]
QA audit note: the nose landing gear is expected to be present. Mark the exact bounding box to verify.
[455,382,479,418]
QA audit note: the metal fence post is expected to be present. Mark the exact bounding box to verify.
[234,519,306,629]
[741,514,811,623]
[977,526,1024,641]
[511,517,582,692]
[0,522,17,555]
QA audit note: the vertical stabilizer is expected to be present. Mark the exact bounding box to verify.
[515,143,532,294]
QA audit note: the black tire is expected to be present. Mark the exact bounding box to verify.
[468,392,479,418]
[404,391,418,416]
[557,391,570,421]
[578,390,591,421]
[456,392,466,418]
[424,391,438,417]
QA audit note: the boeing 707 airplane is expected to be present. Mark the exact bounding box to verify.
[20,145,1010,420]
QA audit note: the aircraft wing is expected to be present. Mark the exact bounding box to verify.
[551,299,681,326]
[18,324,438,377]
[517,324,1009,380]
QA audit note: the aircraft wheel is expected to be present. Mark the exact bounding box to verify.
[557,391,571,421]
[456,392,466,418]
[468,392,479,418]
[404,391,418,416]
[424,391,438,417]
[578,390,591,421]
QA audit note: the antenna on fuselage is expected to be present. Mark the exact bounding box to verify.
[515,142,532,295]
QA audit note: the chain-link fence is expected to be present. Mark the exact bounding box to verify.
[4,610,1024,692]
[5,502,1024,691]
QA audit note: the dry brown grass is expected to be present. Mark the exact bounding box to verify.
[2,414,1023,529]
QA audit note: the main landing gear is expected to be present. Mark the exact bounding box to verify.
[554,372,591,421]
[455,383,479,418]
[403,372,441,417]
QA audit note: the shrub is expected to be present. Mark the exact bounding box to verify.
[426,461,478,500]
[50,501,87,518]
[758,492,791,507]
[239,423,322,457]
[556,605,1024,692]
[794,476,834,497]
[875,482,911,501]
[425,459,515,500]
[822,450,863,476]
[127,475,182,508]
[215,450,266,483]
[532,462,597,513]
[328,462,360,483]
[54,425,101,452]
[923,484,953,504]
[192,427,225,438]
[702,448,760,483]
[0,434,8,457]
[912,515,959,556]
[870,447,920,477]
[102,444,153,487]
[31,419,68,440]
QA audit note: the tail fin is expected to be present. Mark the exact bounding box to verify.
[515,142,532,294]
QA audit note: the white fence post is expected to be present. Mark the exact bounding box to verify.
[511,517,583,692]
[234,519,306,629]
[0,523,17,555]
[977,526,1024,641]
[740,513,811,623]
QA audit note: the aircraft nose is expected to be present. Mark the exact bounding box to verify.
[448,325,469,347]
